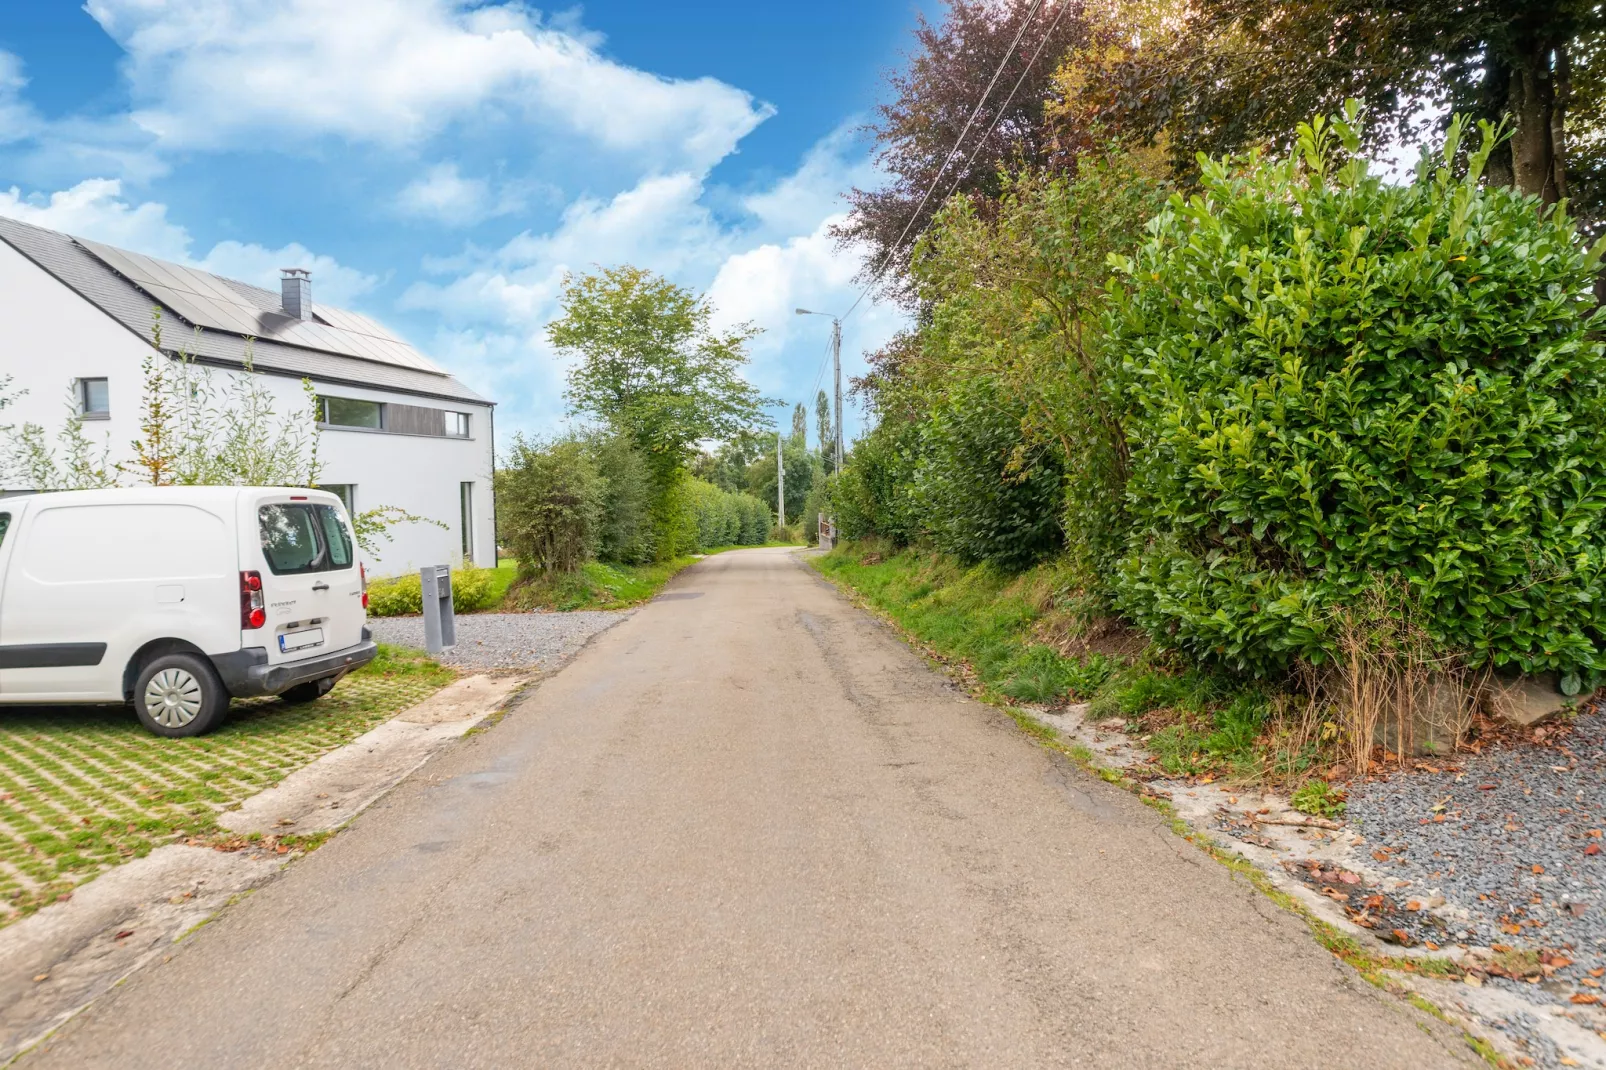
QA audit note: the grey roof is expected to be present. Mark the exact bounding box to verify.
[0,215,491,406]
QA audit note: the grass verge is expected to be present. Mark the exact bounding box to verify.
[0,643,454,927]
[811,541,1342,790]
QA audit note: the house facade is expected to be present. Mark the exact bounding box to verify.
[0,215,495,578]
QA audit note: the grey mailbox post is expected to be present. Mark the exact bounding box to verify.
[420,565,455,654]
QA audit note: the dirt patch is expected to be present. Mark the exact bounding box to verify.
[1034,610,1147,659]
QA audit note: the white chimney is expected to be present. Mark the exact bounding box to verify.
[281,268,312,320]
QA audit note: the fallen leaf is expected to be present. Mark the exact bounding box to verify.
[1572,903,1591,917]
[1321,888,1349,902]
[31,974,47,983]
[1433,814,1446,823]
[1534,864,1546,875]
[1478,783,1498,791]
[1372,851,1391,863]
[1561,1058,1580,1066]
[113,929,133,940]
[1589,844,1601,857]
[1590,968,1603,978]
[1338,871,1362,884]
[1425,941,1440,951]
[1493,944,1513,953]
[1405,900,1422,911]
[1572,993,1600,1004]
[1502,924,1523,935]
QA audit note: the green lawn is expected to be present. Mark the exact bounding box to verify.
[0,644,454,926]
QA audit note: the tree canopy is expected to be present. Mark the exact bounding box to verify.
[548,266,770,475]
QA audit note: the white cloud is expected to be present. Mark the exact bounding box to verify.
[0,51,39,145]
[399,127,905,439]
[0,178,191,259]
[0,178,376,307]
[395,161,532,225]
[85,0,773,171]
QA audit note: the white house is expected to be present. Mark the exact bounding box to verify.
[0,215,496,577]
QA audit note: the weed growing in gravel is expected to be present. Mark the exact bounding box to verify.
[1291,779,1347,818]
[0,644,453,925]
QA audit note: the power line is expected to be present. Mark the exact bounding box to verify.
[840,0,1048,324]
[940,0,1071,208]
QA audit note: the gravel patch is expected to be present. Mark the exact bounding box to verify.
[367,611,626,671]
[1349,710,1606,1005]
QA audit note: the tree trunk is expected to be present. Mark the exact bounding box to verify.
[1507,43,1566,204]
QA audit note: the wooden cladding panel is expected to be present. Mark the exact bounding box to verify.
[386,403,446,436]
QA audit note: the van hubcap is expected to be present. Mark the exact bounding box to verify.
[145,668,203,728]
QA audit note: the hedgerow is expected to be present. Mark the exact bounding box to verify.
[1105,106,1606,683]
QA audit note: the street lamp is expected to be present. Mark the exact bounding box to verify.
[794,308,843,473]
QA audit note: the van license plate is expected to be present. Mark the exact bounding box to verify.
[279,628,325,653]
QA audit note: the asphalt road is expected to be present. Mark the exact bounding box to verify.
[22,548,1473,1068]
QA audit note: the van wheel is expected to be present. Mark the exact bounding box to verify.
[280,676,338,705]
[133,654,227,737]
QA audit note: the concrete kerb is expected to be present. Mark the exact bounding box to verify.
[0,672,530,1066]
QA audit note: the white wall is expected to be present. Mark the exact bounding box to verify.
[0,239,497,579]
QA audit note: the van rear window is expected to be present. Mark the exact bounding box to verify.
[259,504,326,575]
[0,513,9,547]
[315,506,354,569]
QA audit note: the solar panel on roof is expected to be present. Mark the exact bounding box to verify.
[76,238,444,375]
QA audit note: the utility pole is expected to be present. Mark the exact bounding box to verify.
[776,430,785,529]
[831,317,843,473]
[796,306,846,473]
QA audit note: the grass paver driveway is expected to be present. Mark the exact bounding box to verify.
[0,645,453,925]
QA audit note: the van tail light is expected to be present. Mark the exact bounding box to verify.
[360,562,369,609]
[240,571,266,630]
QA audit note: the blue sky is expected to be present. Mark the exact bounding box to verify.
[0,1,932,445]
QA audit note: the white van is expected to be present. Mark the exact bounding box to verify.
[0,487,376,737]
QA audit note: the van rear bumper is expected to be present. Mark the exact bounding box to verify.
[211,640,378,698]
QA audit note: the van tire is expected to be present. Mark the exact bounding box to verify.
[132,653,228,737]
[279,676,338,705]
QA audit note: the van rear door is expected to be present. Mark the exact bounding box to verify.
[252,495,366,667]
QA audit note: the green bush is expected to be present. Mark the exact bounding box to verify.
[913,377,1064,570]
[496,436,606,574]
[587,432,655,564]
[831,413,923,544]
[1106,107,1606,679]
[365,566,500,617]
[678,477,773,551]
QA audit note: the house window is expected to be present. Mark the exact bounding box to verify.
[321,484,356,514]
[460,482,474,562]
[78,378,109,419]
[317,396,384,429]
[447,411,471,437]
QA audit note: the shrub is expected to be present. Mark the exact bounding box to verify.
[1106,106,1606,680]
[587,432,655,564]
[912,377,1064,570]
[365,566,500,616]
[831,404,925,544]
[496,436,606,574]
